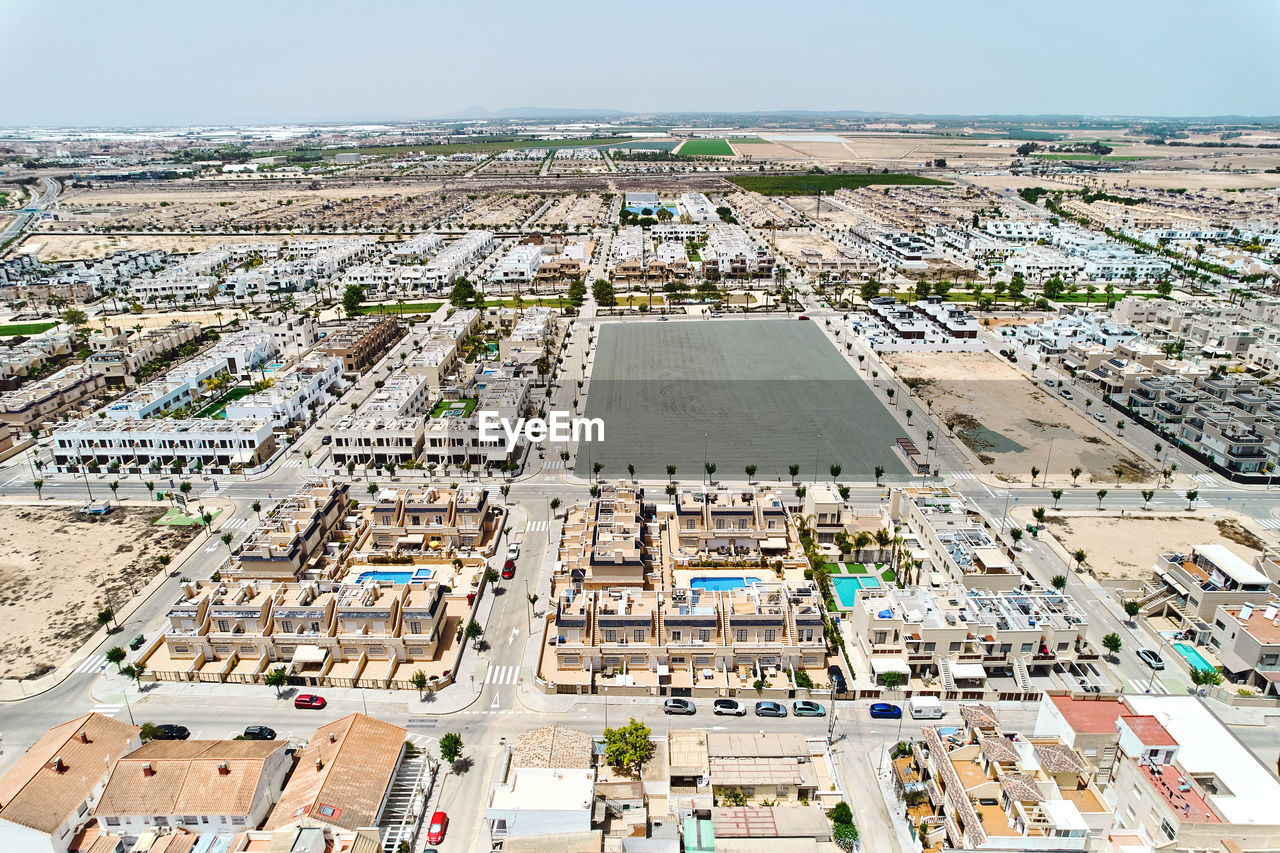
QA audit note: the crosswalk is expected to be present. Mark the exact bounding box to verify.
[281,458,305,469]
[221,516,249,530]
[1189,473,1216,484]
[484,665,520,686]
[545,459,566,470]
[526,519,548,533]
[75,654,108,674]
[90,704,124,717]
[949,471,975,481]
[1255,518,1280,531]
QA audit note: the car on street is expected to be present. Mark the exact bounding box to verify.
[710,312,723,317]
[754,700,787,718]
[294,693,327,710]
[1137,648,1165,670]
[663,698,696,715]
[827,664,848,693]
[792,700,826,717]
[713,699,746,716]
[1059,388,1074,400]
[1093,412,1107,423]
[242,725,277,740]
[1043,379,1056,387]
[502,559,516,580]
[657,316,668,321]
[506,543,520,561]
[427,811,448,845]
[798,315,810,320]
[152,724,190,740]
[869,702,902,719]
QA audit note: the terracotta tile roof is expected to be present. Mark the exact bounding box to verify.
[978,735,1018,764]
[513,726,593,769]
[96,740,286,819]
[147,829,199,853]
[959,703,998,729]
[264,713,406,832]
[84,834,126,853]
[1120,714,1177,748]
[1033,742,1087,775]
[1000,772,1044,803]
[0,713,139,835]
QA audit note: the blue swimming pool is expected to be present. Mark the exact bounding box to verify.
[690,576,760,592]
[832,575,883,608]
[1173,642,1217,673]
[357,567,435,585]
[262,361,285,373]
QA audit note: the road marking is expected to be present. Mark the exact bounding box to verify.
[527,519,548,532]
[949,471,974,480]
[75,654,107,674]
[1255,518,1280,530]
[90,704,123,717]
[484,665,519,685]
[221,517,248,530]
[204,542,221,553]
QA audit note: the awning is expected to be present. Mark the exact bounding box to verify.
[951,663,987,680]
[1156,569,1189,597]
[657,664,670,676]
[871,657,911,675]
[761,537,788,550]
[291,645,328,665]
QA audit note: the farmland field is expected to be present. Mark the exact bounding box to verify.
[678,138,735,156]
[728,173,949,194]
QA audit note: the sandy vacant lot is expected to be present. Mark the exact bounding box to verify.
[24,234,272,262]
[886,351,1152,484]
[1039,511,1264,582]
[0,506,199,680]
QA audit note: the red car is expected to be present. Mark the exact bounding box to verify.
[294,693,327,710]
[502,558,516,580]
[427,811,448,844]
[798,315,810,320]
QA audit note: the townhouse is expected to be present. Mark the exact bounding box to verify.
[356,484,500,558]
[556,481,651,589]
[222,352,343,427]
[500,307,554,362]
[321,316,401,373]
[701,224,773,278]
[50,416,276,474]
[486,726,595,845]
[680,192,719,223]
[420,230,494,289]
[86,322,202,386]
[1206,600,1280,696]
[0,363,109,431]
[331,372,431,468]
[662,487,804,572]
[1143,544,1272,630]
[224,480,352,582]
[419,374,530,471]
[489,243,542,285]
[667,730,843,812]
[890,488,1023,592]
[389,231,444,264]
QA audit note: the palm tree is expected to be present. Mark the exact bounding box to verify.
[1095,489,1108,509]
[1030,466,1040,486]
[1070,466,1083,485]
[1051,574,1067,592]
[745,464,757,483]
[1051,489,1063,509]
[252,499,262,520]
[1072,549,1087,572]
[852,531,872,562]
[33,479,44,500]
[874,465,885,486]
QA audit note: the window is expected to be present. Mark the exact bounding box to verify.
[105,817,121,827]
[317,804,341,818]
[1160,818,1176,840]
[605,629,617,643]
[699,629,711,642]
[634,630,645,643]
[280,620,292,633]
[410,621,421,634]
[764,629,776,643]
[217,620,229,632]
[736,629,748,642]
[695,656,711,665]
[671,630,682,642]
[174,645,189,654]
[183,816,199,826]
[671,656,686,664]
[715,518,725,530]
[1020,642,1034,653]
[686,518,696,530]
[630,655,645,666]
[949,642,961,652]
[563,655,580,666]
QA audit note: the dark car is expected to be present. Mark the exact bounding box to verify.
[663,698,696,715]
[798,315,810,320]
[152,724,190,740]
[294,693,327,710]
[870,702,902,719]
[242,725,277,741]
[754,700,787,718]
[827,664,848,693]
[502,558,516,580]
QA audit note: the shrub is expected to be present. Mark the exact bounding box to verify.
[829,801,853,825]
[794,670,814,690]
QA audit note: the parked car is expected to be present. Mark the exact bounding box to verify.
[754,700,787,718]
[129,633,146,651]
[1043,379,1056,387]
[320,435,332,445]
[501,559,516,580]
[663,698,696,716]
[427,811,449,845]
[1137,648,1166,670]
[869,703,902,719]
[1059,388,1074,400]
[506,543,520,561]
[152,724,190,740]
[798,315,810,320]
[792,700,826,717]
[1093,412,1107,423]
[713,699,746,716]
[710,312,723,318]
[827,665,848,693]
[242,725,277,741]
[657,316,669,321]
[294,694,327,710]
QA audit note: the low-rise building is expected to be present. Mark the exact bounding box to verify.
[486,726,595,844]
[0,363,109,431]
[321,316,401,373]
[51,416,276,474]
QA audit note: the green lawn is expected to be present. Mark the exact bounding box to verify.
[482,297,564,308]
[845,563,869,574]
[195,386,254,418]
[678,138,735,157]
[358,302,443,316]
[431,397,478,418]
[263,137,627,159]
[729,173,948,195]
[0,321,57,337]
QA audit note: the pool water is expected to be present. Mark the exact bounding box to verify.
[1173,642,1217,673]
[690,576,760,591]
[832,575,883,608]
[357,568,435,585]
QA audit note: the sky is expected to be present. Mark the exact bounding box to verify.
[2,0,1278,126]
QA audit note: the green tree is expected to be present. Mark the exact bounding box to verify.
[1141,489,1154,508]
[788,463,800,481]
[62,307,88,328]
[833,822,860,851]
[464,619,483,647]
[138,722,163,742]
[592,279,617,307]
[603,718,655,775]
[97,607,116,631]
[221,532,233,553]
[1072,549,1087,572]
[1095,489,1107,509]
[105,646,127,672]
[880,671,904,690]
[1190,668,1224,687]
[1010,528,1023,547]
[264,665,288,697]
[829,802,854,825]
[1032,506,1047,526]
[1050,488,1063,509]
[1051,574,1067,592]
[829,464,841,480]
[745,464,757,482]
[342,283,366,316]
[411,669,429,699]
[32,479,43,500]
[1070,466,1083,485]
[440,732,464,764]
[859,281,881,302]
[874,465,885,485]
[1185,489,1199,510]
[1124,599,1141,622]
[1101,632,1122,659]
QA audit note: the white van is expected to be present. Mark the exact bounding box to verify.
[909,695,944,720]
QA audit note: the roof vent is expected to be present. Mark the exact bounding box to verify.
[315,758,324,771]
[142,762,154,777]
[218,762,230,776]
[79,731,90,744]
[51,757,65,773]
[329,732,336,743]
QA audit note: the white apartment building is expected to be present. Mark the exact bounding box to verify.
[680,192,719,223]
[390,231,444,263]
[702,224,773,278]
[224,353,343,426]
[330,371,434,467]
[489,244,542,285]
[421,230,495,288]
[51,416,276,473]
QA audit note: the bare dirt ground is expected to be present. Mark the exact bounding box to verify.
[0,505,199,680]
[1038,511,1265,582]
[885,351,1153,484]
[24,234,272,262]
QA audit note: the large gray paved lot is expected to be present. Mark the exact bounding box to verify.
[575,318,909,481]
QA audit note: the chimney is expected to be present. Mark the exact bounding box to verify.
[79,731,90,744]
[217,762,230,776]
[142,762,154,777]
[315,758,324,771]
[51,757,65,773]
[328,733,336,743]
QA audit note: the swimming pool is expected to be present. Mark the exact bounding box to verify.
[262,362,285,373]
[357,567,435,585]
[690,576,760,592]
[832,575,882,608]
[1173,642,1217,673]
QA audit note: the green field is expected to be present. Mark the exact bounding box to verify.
[358,302,443,316]
[0,321,57,337]
[577,319,908,481]
[731,138,770,144]
[610,140,683,152]
[1033,153,1154,162]
[678,138,736,157]
[728,173,948,195]
[482,297,564,308]
[267,137,629,160]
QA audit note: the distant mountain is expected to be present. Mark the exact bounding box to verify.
[431,106,628,121]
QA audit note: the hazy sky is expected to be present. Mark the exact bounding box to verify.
[2,0,1278,126]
